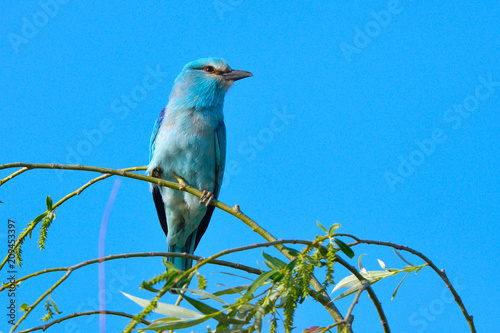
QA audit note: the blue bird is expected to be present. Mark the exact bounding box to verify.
[148,58,252,272]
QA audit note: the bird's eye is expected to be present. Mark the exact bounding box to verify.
[203,66,215,73]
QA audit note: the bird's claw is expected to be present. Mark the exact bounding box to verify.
[172,172,187,190]
[199,190,214,206]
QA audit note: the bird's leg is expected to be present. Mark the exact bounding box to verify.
[199,190,215,206]
[171,172,187,190]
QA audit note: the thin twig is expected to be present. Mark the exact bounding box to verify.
[344,279,369,329]
[333,255,390,332]
[17,310,150,333]
[0,166,146,270]
[0,252,260,292]
[0,163,348,330]
[0,167,29,186]
[122,239,388,333]
[337,234,475,333]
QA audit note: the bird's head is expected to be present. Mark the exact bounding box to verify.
[170,57,253,109]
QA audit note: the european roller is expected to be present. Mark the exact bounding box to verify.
[148,58,252,272]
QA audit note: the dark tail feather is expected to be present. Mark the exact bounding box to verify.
[168,231,197,272]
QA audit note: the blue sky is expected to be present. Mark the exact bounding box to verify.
[1,1,499,332]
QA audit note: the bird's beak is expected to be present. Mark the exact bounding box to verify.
[221,70,253,81]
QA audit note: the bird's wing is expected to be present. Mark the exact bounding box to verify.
[149,108,166,161]
[150,108,168,237]
[194,121,226,250]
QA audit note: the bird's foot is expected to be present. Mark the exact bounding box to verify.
[151,167,162,178]
[199,190,215,206]
[171,172,187,190]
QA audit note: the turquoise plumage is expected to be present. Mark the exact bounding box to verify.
[148,58,252,272]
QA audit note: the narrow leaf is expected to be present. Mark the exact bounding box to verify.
[393,249,414,266]
[170,288,227,304]
[391,272,409,300]
[182,295,244,325]
[332,270,397,300]
[242,270,277,299]
[121,292,202,318]
[262,250,287,269]
[33,212,48,224]
[212,285,250,297]
[283,246,301,257]
[50,299,61,314]
[46,196,53,211]
[334,238,354,258]
[317,221,328,233]
[146,313,218,330]
[304,255,321,266]
[328,223,341,236]
[358,254,367,274]
[377,259,387,271]
[140,282,159,293]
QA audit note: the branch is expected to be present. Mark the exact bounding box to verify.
[0,163,348,329]
[338,234,475,333]
[0,167,29,186]
[17,310,150,333]
[1,252,261,292]
[0,165,147,270]
[8,252,261,332]
[122,239,389,333]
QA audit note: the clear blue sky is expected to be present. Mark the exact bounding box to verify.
[1,1,499,332]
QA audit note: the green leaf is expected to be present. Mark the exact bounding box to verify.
[285,258,299,271]
[171,288,227,304]
[19,303,29,312]
[328,223,341,236]
[358,254,367,273]
[334,238,354,258]
[393,249,414,266]
[146,313,218,331]
[316,221,328,233]
[212,285,250,297]
[282,246,301,257]
[332,270,397,300]
[140,281,159,293]
[33,212,48,224]
[391,272,409,300]
[163,259,180,271]
[182,295,244,325]
[121,292,202,318]
[262,250,287,269]
[50,299,62,314]
[242,270,277,299]
[377,259,387,271]
[304,255,322,266]
[46,196,53,211]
